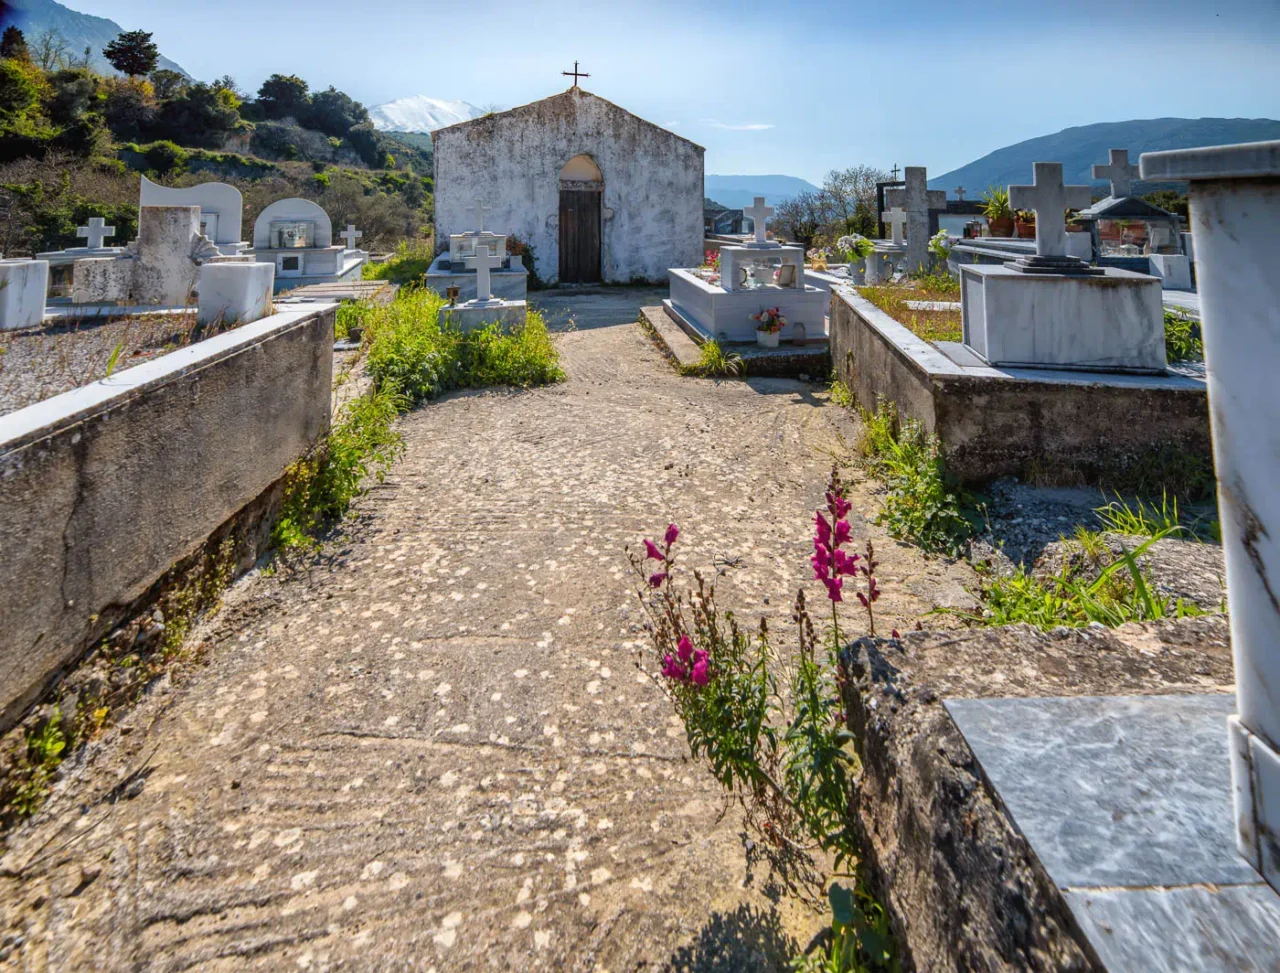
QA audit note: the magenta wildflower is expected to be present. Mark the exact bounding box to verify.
[664,523,680,546]
[662,654,688,681]
[643,539,665,561]
[690,657,711,686]
[814,512,832,546]
[677,635,694,664]
[814,468,856,606]
[833,518,852,546]
[824,576,844,602]
[648,571,667,588]
[834,548,860,577]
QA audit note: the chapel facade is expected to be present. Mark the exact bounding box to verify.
[433,88,704,285]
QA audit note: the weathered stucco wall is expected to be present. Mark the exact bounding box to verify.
[0,307,334,731]
[434,88,704,284]
[830,288,1212,487]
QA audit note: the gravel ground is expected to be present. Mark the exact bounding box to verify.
[0,313,199,417]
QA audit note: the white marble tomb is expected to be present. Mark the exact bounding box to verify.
[251,198,366,292]
[961,162,1166,373]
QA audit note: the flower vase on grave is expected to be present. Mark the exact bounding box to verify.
[756,329,780,348]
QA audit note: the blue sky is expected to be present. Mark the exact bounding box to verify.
[69,0,1280,183]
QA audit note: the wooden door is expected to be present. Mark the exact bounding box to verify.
[558,189,601,283]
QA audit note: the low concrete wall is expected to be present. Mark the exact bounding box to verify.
[830,288,1212,487]
[0,306,335,731]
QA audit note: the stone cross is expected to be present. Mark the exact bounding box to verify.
[743,196,773,244]
[955,186,966,201]
[77,217,115,250]
[1093,148,1140,199]
[340,224,363,250]
[473,244,504,303]
[882,207,907,245]
[469,204,492,232]
[902,166,946,272]
[1009,162,1093,258]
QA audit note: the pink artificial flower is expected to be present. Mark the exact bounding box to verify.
[677,635,694,664]
[643,539,665,561]
[664,523,680,546]
[690,658,711,686]
[649,571,667,588]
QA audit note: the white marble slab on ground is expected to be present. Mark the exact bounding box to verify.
[905,300,962,311]
[1162,290,1201,317]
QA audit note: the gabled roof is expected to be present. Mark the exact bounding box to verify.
[433,87,704,152]
[1076,195,1179,221]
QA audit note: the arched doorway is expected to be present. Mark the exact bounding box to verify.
[559,154,602,283]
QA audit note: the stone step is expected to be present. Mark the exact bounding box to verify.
[639,305,702,370]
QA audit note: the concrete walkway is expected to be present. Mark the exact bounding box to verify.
[0,301,969,970]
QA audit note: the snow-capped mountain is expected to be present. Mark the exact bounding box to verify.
[369,96,486,134]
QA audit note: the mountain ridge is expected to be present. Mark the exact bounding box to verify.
[930,117,1280,193]
[704,174,820,210]
[0,0,190,77]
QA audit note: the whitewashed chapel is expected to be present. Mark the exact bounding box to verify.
[433,86,704,285]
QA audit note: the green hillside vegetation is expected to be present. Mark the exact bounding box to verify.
[0,25,433,256]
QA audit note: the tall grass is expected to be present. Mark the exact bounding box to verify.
[363,240,437,284]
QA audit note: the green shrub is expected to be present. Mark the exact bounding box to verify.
[272,387,406,547]
[858,397,971,556]
[1165,308,1203,363]
[362,239,436,283]
[142,139,188,176]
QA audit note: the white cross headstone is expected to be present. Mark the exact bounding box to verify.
[340,224,363,250]
[469,203,493,232]
[1092,148,1140,199]
[77,217,115,250]
[1009,162,1093,258]
[743,196,774,244]
[955,186,966,201]
[472,244,504,303]
[882,207,907,245]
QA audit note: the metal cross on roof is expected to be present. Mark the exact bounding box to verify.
[955,186,966,201]
[562,61,590,87]
[890,163,900,180]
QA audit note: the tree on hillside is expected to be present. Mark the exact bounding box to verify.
[308,86,368,138]
[154,82,242,148]
[103,30,159,78]
[47,69,100,126]
[256,74,310,120]
[149,68,186,100]
[67,45,93,71]
[31,29,69,71]
[1,27,29,62]
[212,75,242,98]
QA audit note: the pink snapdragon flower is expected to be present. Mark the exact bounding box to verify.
[813,470,859,604]
[677,635,694,664]
[644,539,665,561]
[649,571,667,588]
[664,523,680,546]
[662,654,687,681]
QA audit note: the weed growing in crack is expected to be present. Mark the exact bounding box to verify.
[629,467,897,971]
[680,339,743,378]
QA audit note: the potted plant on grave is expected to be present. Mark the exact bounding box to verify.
[837,233,875,284]
[1065,207,1088,232]
[1014,209,1036,239]
[982,186,1014,237]
[751,306,786,348]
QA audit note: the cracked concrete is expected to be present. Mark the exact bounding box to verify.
[0,308,973,971]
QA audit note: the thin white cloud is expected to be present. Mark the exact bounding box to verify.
[705,120,775,132]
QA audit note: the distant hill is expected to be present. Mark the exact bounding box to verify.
[930,118,1280,195]
[369,96,485,134]
[0,0,190,77]
[704,174,820,210]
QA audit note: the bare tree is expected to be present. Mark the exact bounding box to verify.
[821,165,889,237]
[31,28,69,71]
[772,191,828,250]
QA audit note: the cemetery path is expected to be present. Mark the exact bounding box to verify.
[0,317,972,971]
